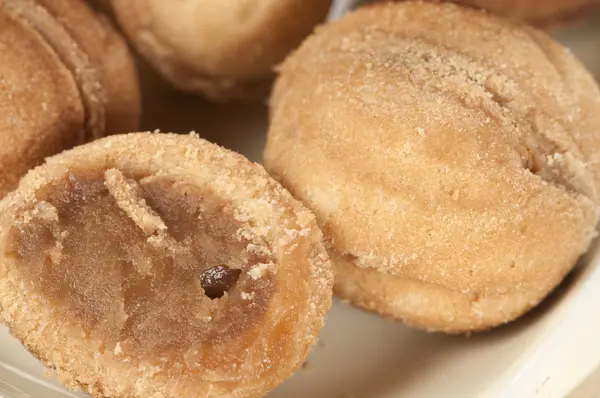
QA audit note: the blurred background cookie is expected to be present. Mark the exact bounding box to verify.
[104,0,333,100]
[0,0,140,197]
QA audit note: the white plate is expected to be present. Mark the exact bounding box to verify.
[2,3,600,397]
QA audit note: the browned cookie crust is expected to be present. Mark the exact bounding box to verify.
[108,0,333,100]
[0,0,140,197]
[0,133,333,397]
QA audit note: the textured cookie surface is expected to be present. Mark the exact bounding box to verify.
[0,133,332,397]
[265,2,600,332]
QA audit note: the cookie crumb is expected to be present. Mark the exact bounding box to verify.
[248,263,270,280]
[114,342,123,356]
[241,291,255,300]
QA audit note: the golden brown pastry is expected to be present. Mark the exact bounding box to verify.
[106,0,333,100]
[0,133,333,397]
[264,2,600,332]
[0,0,140,197]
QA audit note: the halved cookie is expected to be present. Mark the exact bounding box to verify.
[0,132,332,397]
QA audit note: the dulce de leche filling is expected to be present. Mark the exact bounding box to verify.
[4,168,275,362]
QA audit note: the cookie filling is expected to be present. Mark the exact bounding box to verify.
[4,168,276,360]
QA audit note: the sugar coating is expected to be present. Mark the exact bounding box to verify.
[240,292,255,300]
[0,132,333,398]
[264,2,600,332]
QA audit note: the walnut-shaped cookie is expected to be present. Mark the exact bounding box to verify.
[265,2,600,332]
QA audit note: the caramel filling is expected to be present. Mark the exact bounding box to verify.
[5,168,275,360]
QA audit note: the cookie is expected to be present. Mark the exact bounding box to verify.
[264,2,600,332]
